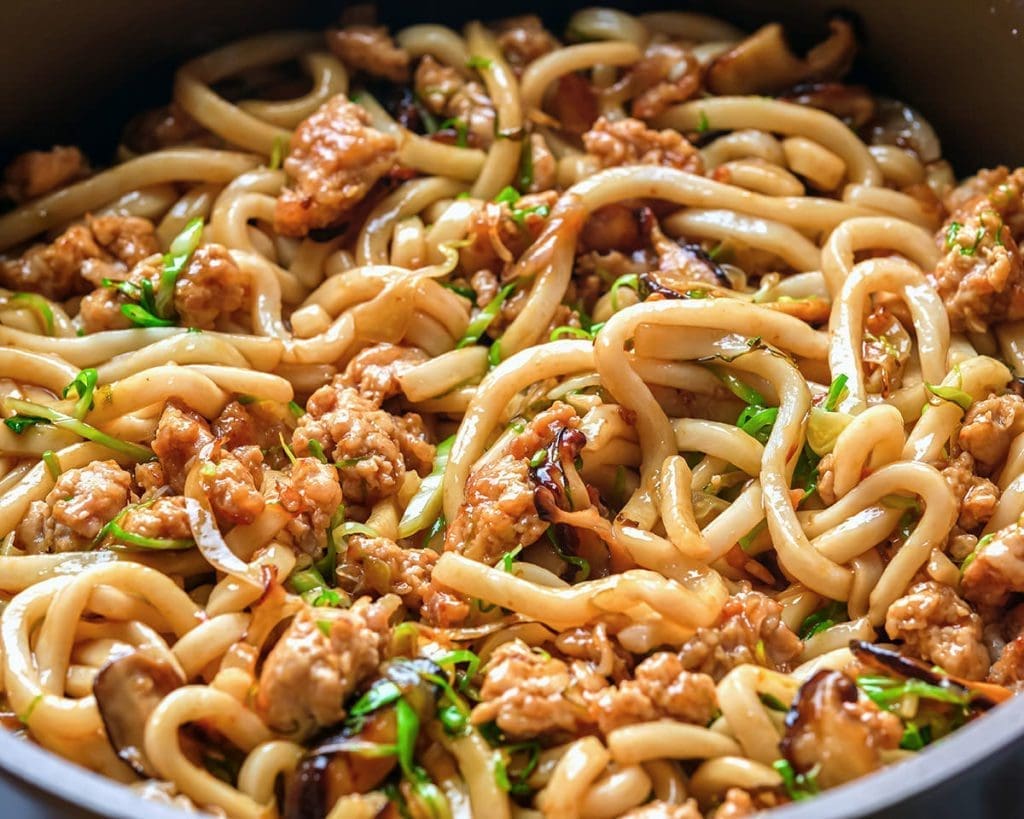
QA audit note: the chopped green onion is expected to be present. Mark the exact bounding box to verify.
[2,397,153,461]
[335,521,379,539]
[824,374,849,411]
[488,339,503,367]
[307,439,328,463]
[759,692,789,712]
[493,742,541,796]
[439,117,469,148]
[350,680,402,718]
[609,273,640,312]
[945,221,962,250]
[855,675,973,709]
[436,649,482,694]
[398,435,455,538]
[738,519,768,552]
[900,721,932,751]
[737,406,778,444]
[501,544,523,573]
[269,135,287,170]
[316,619,333,637]
[529,449,547,468]
[442,281,476,301]
[697,110,710,133]
[18,694,42,726]
[799,600,846,639]
[772,759,819,801]
[288,566,328,595]
[278,432,297,465]
[312,588,344,607]
[157,217,203,319]
[457,282,516,348]
[438,704,468,734]
[494,186,520,205]
[9,293,55,335]
[101,521,194,550]
[925,383,973,411]
[546,527,590,581]
[711,366,766,406]
[510,203,550,225]
[62,368,99,420]
[550,326,591,341]
[394,698,421,781]
[961,532,994,573]
[41,449,61,480]
[121,303,174,327]
[466,55,493,69]
[881,494,920,511]
[288,400,304,417]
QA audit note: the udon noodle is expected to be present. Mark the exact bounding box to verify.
[0,6,1022,818]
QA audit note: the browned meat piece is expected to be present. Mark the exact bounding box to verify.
[152,402,214,493]
[293,379,433,506]
[326,25,410,82]
[4,146,89,202]
[493,15,559,69]
[212,399,292,454]
[471,640,590,738]
[420,577,471,628]
[678,589,803,680]
[413,56,496,148]
[550,73,599,135]
[0,215,158,300]
[943,166,1024,236]
[342,534,437,610]
[712,790,757,819]
[274,95,397,238]
[123,102,209,153]
[621,43,702,120]
[119,496,193,542]
[989,633,1024,691]
[255,604,385,738]
[340,343,428,407]
[445,402,578,565]
[961,522,1024,606]
[622,802,702,819]
[781,670,902,789]
[932,204,1024,332]
[79,286,133,333]
[941,452,999,532]
[884,581,989,680]
[959,393,1024,474]
[173,245,249,329]
[200,452,265,528]
[269,457,343,555]
[459,192,556,277]
[591,652,717,733]
[14,460,132,553]
[583,117,703,174]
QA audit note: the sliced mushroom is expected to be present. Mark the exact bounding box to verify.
[640,210,733,292]
[707,19,856,96]
[780,669,901,789]
[783,82,877,129]
[866,98,942,163]
[850,639,1010,707]
[284,658,443,819]
[94,651,186,777]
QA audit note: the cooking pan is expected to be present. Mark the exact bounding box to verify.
[1,1,1023,816]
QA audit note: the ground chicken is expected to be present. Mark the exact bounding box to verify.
[293,379,433,506]
[173,244,249,329]
[327,25,409,82]
[941,452,1000,532]
[677,589,803,680]
[932,204,1024,332]
[78,286,132,333]
[592,652,717,733]
[712,789,758,819]
[269,458,343,555]
[471,640,590,738]
[445,402,578,565]
[4,145,89,202]
[0,215,158,300]
[255,604,385,738]
[152,402,214,493]
[200,453,265,528]
[943,166,1024,238]
[341,534,437,610]
[862,305,912,396]
[961,522,1024,606]
[781,670,902,789]
[959,393,1024,474]
[14,460,132,553]
[493,15,559,69]
[989,633,1024,691]
[340,343,428,407]
[621,801,702,819]
[118,496,193,542]
[621,43,703,119]
[583,117,703,174]
[420,577,472,627]
[884,581,990,679]
[274,95,398,237]
[414,56,496,148]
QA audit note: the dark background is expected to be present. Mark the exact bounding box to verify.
[1,1,1024,816]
